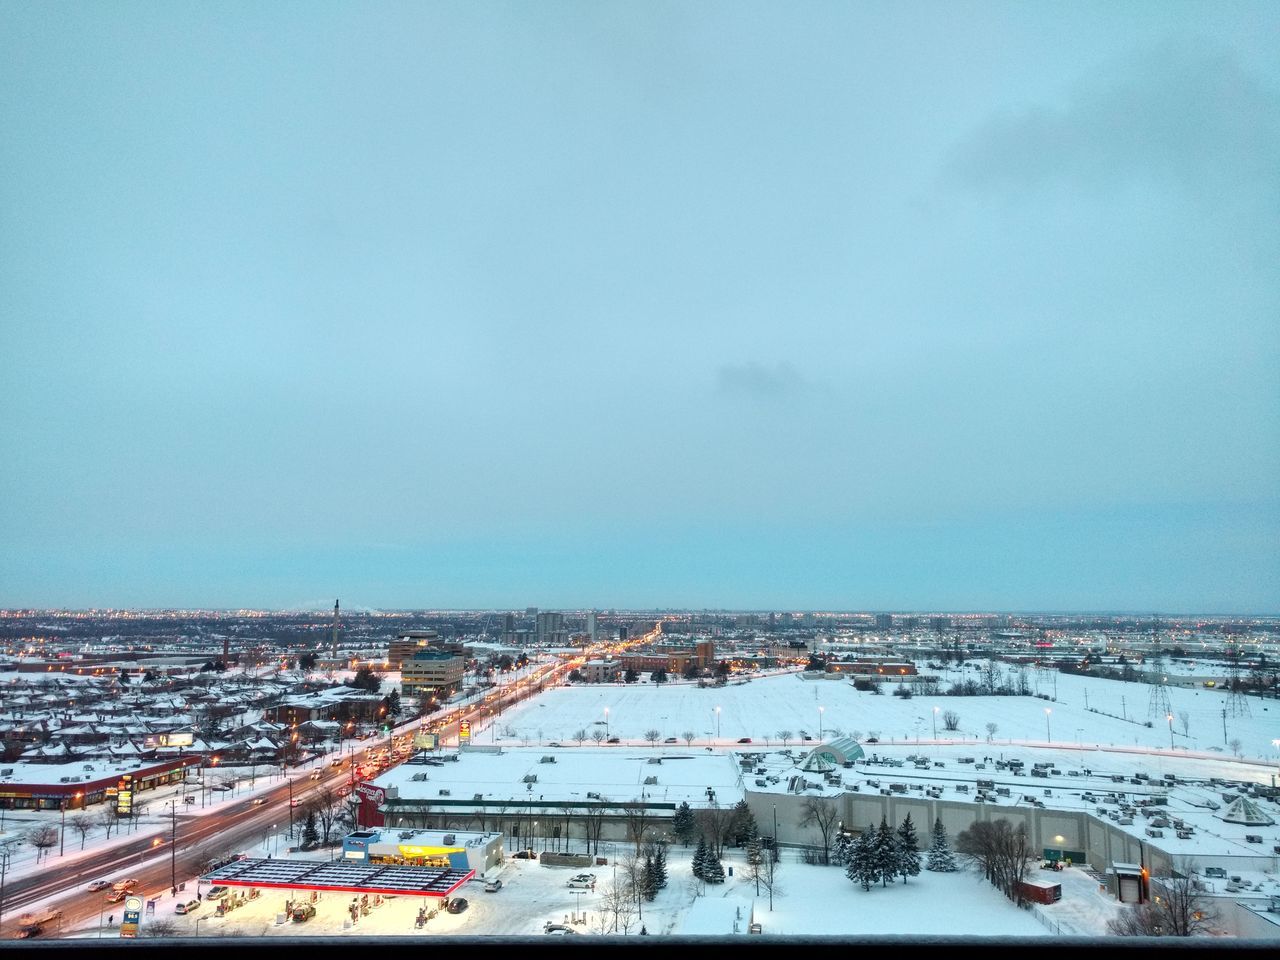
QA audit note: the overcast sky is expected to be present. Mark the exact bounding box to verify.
[1,2,1276,612]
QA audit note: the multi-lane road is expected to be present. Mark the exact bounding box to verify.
[1,641,655,939]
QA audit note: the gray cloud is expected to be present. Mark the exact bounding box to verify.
[945,38,1280,200]
[716,361,806,398]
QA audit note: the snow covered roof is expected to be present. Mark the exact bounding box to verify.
[800,753,836,773]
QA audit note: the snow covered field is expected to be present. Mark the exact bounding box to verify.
[488,664,1280,765]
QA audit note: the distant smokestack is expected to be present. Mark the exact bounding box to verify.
[223,635,229,665]
[332,599,340,658]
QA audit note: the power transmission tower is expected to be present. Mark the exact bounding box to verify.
[1225,645,1251,718]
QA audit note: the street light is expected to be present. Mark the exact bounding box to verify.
[1044,708,1052,743]
[1167,714,1175,750]
[818,706,825,739]
[604,707,609,740]
[932,707,939,739]
[715,706,721,740]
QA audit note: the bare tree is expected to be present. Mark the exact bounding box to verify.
[644,729,660,748]
[144,917,178,938]
[1228,737,1242,758]
[1108,860,1218,937]
[798,796,841,864]
[1177,710,1190,736]
[590,729,606,746]
[758,837,782,910]
[682,730,695,746]
[71,813,95,850]
[583,797,608,856]
[307,786,342,844]
[985,722,997,741]
[622,801,656,852]
[573,728,588,746]
[954,818,1034,902]
[694,802,735,859]
[776,730,792,746]
[26,824,58,863]
[942,711,960,732]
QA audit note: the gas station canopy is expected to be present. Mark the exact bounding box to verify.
[200,858,474,898]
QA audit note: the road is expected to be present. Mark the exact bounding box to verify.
[0,757,358,939]
[2,636,657,939]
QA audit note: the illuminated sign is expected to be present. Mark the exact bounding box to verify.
[414,732,435,750]
[120,896,142,938]
[162,732,194,747]
[116,775,133,816]
[398,844,464,857]
[459,721,471,741]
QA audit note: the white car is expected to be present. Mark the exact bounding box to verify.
[175,900,200,915]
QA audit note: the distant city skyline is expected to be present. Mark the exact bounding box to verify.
[1,3,1276,613]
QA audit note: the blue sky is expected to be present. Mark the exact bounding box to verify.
[1,2,1277,612]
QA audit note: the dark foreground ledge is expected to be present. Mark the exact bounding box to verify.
[2,936,1276,958]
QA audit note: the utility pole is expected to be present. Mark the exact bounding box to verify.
[1222,707,1228,744]
[0,839,18,934]
[170,800,177,895]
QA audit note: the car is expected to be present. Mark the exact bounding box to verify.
[544,923,579,935]
[606,737,620,744]
[566,878,594,889]
[112,879,139,892]
[310,771,322,780]
[483,879,503,893]
[664,737,678,743]
[290,798,301,807]
[104,889,128,904]
[250,797,266,806]
[86,880,111,892]
[512,849,537,860]
[205,886,230,900]
[446,897,468,914]
[175,900,200,915]
[737,737,753,743]
[865,737,879,743]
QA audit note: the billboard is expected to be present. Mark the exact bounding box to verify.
[120,896,142,938]
[459,721,471,741]
[162,732,194,748]
[414,732,436,750]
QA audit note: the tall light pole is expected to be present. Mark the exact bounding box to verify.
[1044,708,1052,743]
[932,707,939,739]
[59,796,68,857]
[1167,714,1175,749]
[818,706,825,739]
[715,706,721,740]
[604,707,609,740]
[169,799,177,895]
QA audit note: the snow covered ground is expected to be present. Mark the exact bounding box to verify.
[487,664,1280,765]
[64,841,1068,939]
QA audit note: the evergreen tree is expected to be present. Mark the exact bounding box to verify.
[384,689,402,718]
[831,831,852,867]
[926,817,958,872]
[301,810,320,847]
[692,836,708,880]
[895,813,921,883]
[873,817,897,887]
[672,802,696,847]
[729,799,759,847]
[653,842,668,890]
[641,855,658,901]
[703,849,725,884]
[846,825,878,891]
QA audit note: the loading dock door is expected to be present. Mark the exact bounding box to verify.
[1119,876,1140,903]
